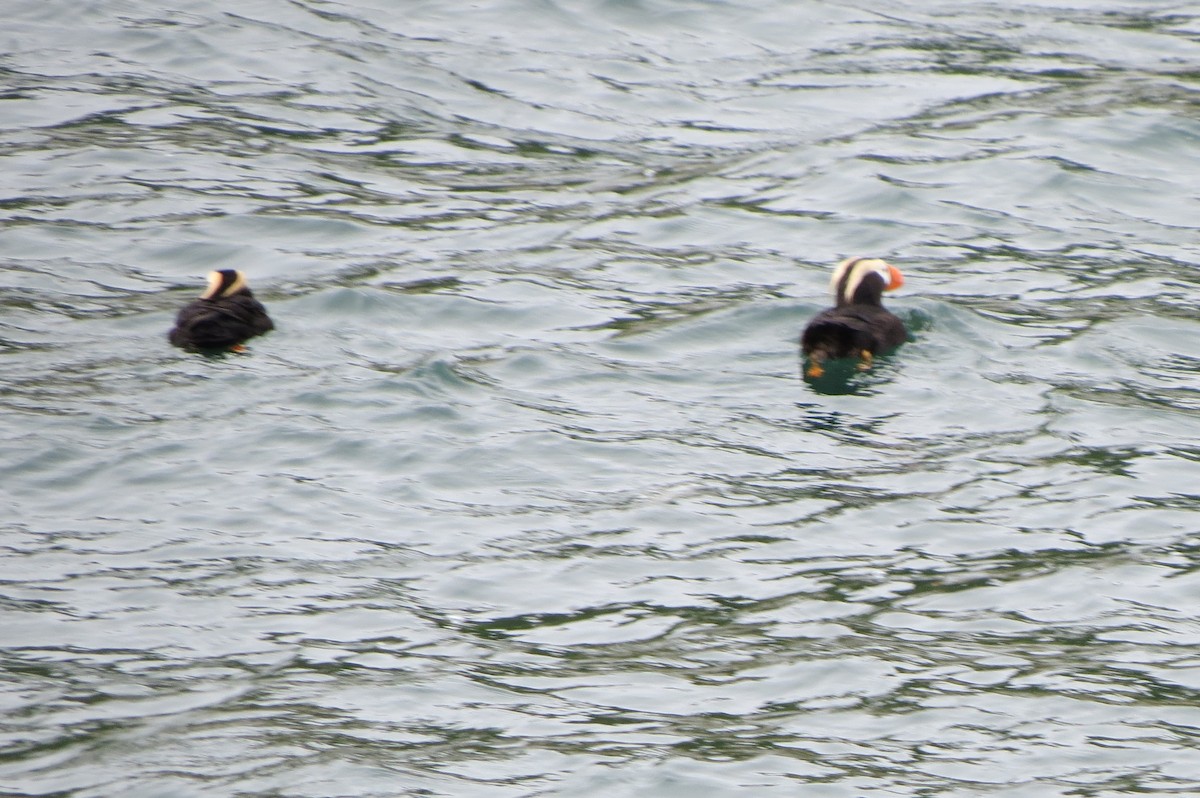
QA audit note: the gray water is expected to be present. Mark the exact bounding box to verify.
[3,1,1200,795]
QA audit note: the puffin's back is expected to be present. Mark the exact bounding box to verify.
[169,270,273,350]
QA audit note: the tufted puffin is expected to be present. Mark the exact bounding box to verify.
[801,257,906,378]
[168,269,274,351]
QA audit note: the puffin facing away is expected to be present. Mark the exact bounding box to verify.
[168,269,273,351]
[801,257,906,378]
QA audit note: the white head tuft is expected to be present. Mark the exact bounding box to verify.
[830,258,902,304]
[201,270,247,299]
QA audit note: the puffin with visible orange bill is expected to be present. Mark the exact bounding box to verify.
[168,269,274,351]
[801,257,906,378]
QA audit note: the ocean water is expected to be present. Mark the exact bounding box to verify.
[2,1,1199,795]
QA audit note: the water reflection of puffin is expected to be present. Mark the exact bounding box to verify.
[169,269,274,352]
[801,257,906,379]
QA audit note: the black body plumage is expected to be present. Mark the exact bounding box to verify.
[801,258,906,377]
[168,270,274,351]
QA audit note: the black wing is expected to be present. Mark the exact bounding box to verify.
[801,306,905,359]
[169,296,273,349]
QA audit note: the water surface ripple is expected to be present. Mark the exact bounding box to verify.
[2,1,1199,796]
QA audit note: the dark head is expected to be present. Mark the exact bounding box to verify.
[830,257,904,307]
[201,269,250,300]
